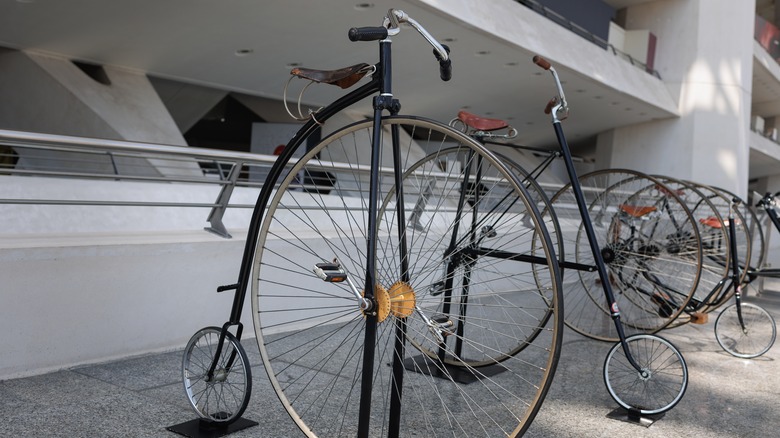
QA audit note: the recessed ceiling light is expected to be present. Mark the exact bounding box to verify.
[235,49,254,56]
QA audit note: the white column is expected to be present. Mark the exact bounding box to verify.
[597,0,755,197]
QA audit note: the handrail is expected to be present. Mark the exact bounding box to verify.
[0,129,283,238]
[0,129,439,239]
[0,129,578,240]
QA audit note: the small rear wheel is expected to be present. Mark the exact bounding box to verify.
[715,302,777,358]
[182,327,251,424]
[603,334,688,415]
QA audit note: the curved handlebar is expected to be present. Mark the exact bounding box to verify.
[532,54,568,121]
[349,9,452,81]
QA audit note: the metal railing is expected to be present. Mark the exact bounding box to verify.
[515,0,662,79]
[0,129,578,242]
[0,129,282,238]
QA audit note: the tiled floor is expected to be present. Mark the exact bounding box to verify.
[3,288,779,437]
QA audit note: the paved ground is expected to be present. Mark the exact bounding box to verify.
[2,286,779,437]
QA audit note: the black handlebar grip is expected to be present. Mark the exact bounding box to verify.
[216,283,239,293]
[348,26,389,42]
[435,44,452,81]
[439,59,452,81]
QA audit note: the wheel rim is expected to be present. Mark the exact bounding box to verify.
[715,302,777,358]
[251,116,563,437]
[549,170,702,341]
[603,334,688,415]
[182,327,251,424]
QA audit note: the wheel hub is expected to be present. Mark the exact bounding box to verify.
[362,281,417,322]
[388,281,416,318]
[207,368,228,383]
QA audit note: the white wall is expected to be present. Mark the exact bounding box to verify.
[0,236,250,379]
[597,0,756,197]
[0,176,262,379]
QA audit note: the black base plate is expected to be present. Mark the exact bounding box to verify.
[606,407,665,428]
[167,417,258,437]
[403,354,507,384]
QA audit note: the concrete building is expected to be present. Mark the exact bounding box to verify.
[1,0,779,378]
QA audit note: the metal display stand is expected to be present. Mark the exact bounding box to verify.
[606,407,664,428]
[403,354,507,384]
[167,417,258,437]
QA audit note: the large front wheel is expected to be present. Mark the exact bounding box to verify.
[251,116,563,437]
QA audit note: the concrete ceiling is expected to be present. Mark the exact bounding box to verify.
[2,0,775,178]
[0,0,680,151]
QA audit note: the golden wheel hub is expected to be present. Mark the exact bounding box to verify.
[362,281,417,322]
[363,285,391,322]
[388,281,416,318]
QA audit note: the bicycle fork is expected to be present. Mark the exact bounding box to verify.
[727,200,748,332]
[535,54,644,373]
[551,120,645,374]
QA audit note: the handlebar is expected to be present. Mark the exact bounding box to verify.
[757,191,779,208]
[533,55,569,121]
[348,9,452,81]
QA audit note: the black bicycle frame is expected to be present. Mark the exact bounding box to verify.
[551,120,643,372]
[204,33,419,436]
[201,75,379,384]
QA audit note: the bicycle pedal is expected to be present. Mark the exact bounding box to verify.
[690,312,709,324]
[313,262,347,283]
[429,281,446,296]
[432,314,453,326]
[432,314,455,335]
[651,292,676,318]
[481,225,498,238]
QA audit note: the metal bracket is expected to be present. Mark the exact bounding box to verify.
[204,161,243,239]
